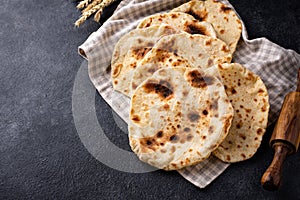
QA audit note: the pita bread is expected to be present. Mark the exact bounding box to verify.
[171,0,242,54]
[111,25,178,96]
[213,63,269,162]
[137,12,217,38]
[130,32,232,95]
[129,66,234,170]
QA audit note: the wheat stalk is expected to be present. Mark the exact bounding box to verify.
[75,0,117,27]
[82,0,103,13]
[76,0,93,9]
[94,8,104,22]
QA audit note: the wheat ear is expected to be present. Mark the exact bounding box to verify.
[76,0,93,9]
[75,0,117,27]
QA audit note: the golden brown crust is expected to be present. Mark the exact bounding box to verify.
[137,12,217,38]
[111,25,178,96]
[212,63,269,163]
[171,0,242,54]
[130,33,232,96]
[129,67,234,170]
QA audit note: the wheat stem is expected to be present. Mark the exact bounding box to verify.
[75,0,118,27]
[76,0,93,9]
[94,8,103,22]
[83,0,103,13]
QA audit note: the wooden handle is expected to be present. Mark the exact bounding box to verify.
[297,68,300,92]
[261,142,291,190]
[261,68,300,191]
[271,92,300,152]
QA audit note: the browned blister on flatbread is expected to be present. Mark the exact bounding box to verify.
[111,25,178,96]
[129,67,234,170]
[212,63,269,162]
[172,0,242,54]
[137,12,217,38]
[130,32,231,96]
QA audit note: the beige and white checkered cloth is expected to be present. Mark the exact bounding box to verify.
[78,0,300,188]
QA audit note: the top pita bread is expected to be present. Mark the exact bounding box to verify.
[137,12,217,38]
[129,66,233,170]
[172,0,242,54]
[213,63,269,162]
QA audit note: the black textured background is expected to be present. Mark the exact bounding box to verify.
[1,0,300,199]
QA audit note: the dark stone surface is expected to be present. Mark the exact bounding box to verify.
[0,0,299,199]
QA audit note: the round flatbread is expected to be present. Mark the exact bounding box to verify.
[213,63,269,163]
[171,0,242,54]
[130,32,232,95]
[111,25,178,96]
[129,67,234,170]
[137,12,217,38]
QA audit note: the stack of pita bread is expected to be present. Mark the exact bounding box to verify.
[111,0,269,170]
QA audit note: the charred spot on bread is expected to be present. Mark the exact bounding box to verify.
[132,47,151,59]
[143,80,173,99]
[188,112,200,122]
[186,9,208,21]
[186,70,215,88]
[220,4,232,13]
[185,23,208,35]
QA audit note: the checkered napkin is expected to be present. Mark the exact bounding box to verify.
[78,0,300,188]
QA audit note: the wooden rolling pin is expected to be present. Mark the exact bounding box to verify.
[261,68,300,191]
